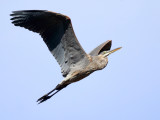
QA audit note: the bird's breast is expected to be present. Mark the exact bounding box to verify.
[62,68,94,85]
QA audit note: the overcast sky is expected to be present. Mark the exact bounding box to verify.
[1,0,160,120]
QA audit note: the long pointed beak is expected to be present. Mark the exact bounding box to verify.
[103,47,122,57]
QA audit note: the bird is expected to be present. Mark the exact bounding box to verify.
[10,10,121,104]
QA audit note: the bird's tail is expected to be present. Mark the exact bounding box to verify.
[37,84,68,104]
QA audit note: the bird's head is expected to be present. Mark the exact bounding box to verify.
[100,47,122,58]
[89,40,121,58]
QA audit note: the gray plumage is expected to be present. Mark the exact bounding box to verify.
[10,10,121,104]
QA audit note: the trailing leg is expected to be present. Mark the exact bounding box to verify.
[37,83,69,104]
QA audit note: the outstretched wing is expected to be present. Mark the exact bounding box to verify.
[11,10,89,77]
[89,40,112,56]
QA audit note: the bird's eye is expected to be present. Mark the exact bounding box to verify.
[101,51,107,55]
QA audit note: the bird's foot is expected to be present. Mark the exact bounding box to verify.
[37,88,61,104]
[37,94,52,104]
[37,84,68,104]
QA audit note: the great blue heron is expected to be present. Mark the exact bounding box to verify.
[10,10,121,104]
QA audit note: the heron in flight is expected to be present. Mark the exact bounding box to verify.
[10,10,121,104]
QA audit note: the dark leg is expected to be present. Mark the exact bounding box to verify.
[37,84,69,104]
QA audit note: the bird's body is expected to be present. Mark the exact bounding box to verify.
[59,55,108,87]
[10,10,121,104]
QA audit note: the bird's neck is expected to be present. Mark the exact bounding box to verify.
[86,56,108,72]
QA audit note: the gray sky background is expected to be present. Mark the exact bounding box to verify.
[1,0,160,120]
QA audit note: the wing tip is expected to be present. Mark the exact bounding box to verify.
[10,10,48,16]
